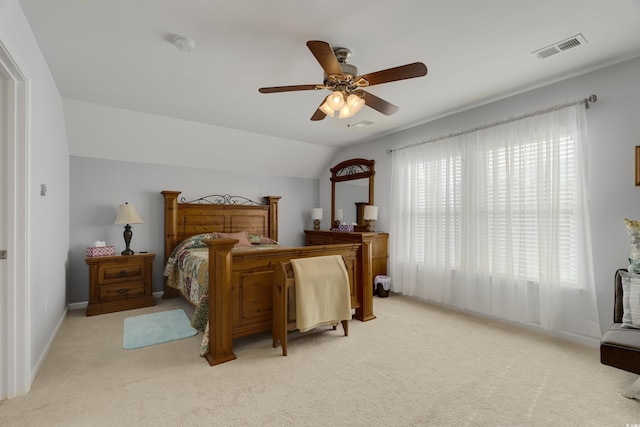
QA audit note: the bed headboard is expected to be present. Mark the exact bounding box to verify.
[161,191,281,263]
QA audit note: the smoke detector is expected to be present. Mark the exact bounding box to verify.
[532,33,587,59]
[174,36,196,53]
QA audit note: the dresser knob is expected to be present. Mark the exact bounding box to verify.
[119,270,126,277]
[117,288,129,294]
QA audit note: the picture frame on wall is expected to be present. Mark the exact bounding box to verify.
[636,146,640,186]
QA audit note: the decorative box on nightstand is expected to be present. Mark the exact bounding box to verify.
[85,253,155,316]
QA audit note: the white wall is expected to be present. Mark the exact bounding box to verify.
[68,156,318,303]
[0,0,70,391]
[63,99,337,180]
[323,56,640,334]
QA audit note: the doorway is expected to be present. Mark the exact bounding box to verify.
[0,41,30,400]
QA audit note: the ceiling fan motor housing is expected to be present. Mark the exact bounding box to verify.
[338,63,357,77]
[333,47,351,63]
[324,64,359,86]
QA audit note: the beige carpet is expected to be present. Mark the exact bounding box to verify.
[1,295,639,426]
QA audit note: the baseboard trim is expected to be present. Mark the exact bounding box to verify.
[67,301,87,310]
[31,306,68,387]
[67,291,165,311]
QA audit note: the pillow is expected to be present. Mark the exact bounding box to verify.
[624,219,640,273]
[619,271,640,329]
[247,232,278,245]
[216,230,252,247]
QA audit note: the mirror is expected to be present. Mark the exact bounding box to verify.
[331,158,375,229]
[334,179,369,225]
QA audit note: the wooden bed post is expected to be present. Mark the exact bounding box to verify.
[204,238,238,366]
[356,235,376,321]
[161,191,181,299]
[265,196,281,242]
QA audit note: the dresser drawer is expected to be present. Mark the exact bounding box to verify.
[99,281,145,302]
[97,263,144,285]
[306,235,331,245]
[329,236,356,244]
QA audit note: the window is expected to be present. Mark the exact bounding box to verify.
[390,105,600,339]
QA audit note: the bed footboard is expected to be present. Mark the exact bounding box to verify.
[203,239,367,366]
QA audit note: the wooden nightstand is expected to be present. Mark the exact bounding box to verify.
[85,253,156,316]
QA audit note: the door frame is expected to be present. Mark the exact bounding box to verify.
[0,40,31,400]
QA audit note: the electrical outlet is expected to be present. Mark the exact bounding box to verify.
[45,297,49,314]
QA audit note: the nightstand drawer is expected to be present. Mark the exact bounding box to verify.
[99,281,145,302]
[85,253,156,316]
[98,264,144,285]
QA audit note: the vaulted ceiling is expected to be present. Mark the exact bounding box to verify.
[19,0,640,149]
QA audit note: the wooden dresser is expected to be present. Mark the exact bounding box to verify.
[85,253,155,316]
[304,230,388,316]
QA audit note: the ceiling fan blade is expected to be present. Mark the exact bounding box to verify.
[311,108,327,121]
[306,40,343,76]
[311,97,328,121]
[358,62,427,86]
[259,84,319,93]
[359,90,399,115]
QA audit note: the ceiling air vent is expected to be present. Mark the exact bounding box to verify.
[532,34,587,59]
[349,120,373,128]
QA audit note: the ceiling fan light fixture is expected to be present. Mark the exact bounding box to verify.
[335,93,365,119]
[338,104,355,119]
[319,101,335,116]
[346,93,365,113]
[319,90,346,117]
[326,91,345,110]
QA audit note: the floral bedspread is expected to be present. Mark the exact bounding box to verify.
[165,247,209,311]
[163,232,280,356]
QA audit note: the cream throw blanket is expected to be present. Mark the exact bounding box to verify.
[290,255,351,332]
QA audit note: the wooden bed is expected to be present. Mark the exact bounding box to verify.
[161,191,375,366]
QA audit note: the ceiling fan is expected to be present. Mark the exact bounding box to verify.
[258,40,428,121]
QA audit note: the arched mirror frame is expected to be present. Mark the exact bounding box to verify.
[330,158,375,228]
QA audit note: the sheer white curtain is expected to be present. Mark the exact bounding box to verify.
[390,104,600,339]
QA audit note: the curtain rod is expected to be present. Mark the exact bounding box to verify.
[387,94,598,154]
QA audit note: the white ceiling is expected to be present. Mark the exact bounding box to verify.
[18,0,640,149]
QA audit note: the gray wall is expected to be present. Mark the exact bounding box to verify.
[69,157,318,303]
[322,56,640,336]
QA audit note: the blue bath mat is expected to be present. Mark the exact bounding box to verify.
[123,309,197,350]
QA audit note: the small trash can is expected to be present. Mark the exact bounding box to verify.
[374,275,391,298]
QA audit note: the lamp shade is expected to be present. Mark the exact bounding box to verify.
[363,205,378,221]
[311,208,323,220]
[114,203,143,225]
[338,93,365,119]
[325,91,344,111]
[336,209,343,220]
[319,101,335,117]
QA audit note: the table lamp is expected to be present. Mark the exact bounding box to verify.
[311,208,323,231]
[334,208,343,227]
[363,205,378,232]
[114,202,143,255]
